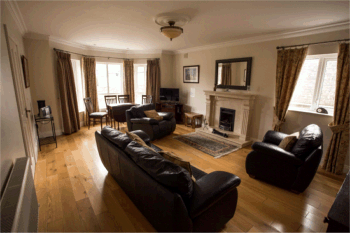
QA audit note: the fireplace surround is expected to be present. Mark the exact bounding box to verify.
[196,90,256,148]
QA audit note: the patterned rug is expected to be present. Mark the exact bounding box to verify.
[174,132,239,158]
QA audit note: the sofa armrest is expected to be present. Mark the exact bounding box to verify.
[130,117,158,125]
[189,171,241,218]
[130,130,151,144]
[252,142,303,166]
[262,130,289,145]
[158,112,174,120]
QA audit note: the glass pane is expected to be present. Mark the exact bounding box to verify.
[96,63,107,94]
[318,60,337,110]
[98,94,106,110]
[71,59,84,112]
[137,66,144,72]
[108,64,122,94]
[290,59,319,110]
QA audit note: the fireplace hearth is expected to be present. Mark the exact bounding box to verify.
[219,108,235,131]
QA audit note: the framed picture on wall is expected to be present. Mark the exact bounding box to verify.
[183,65,200,83]
[21,55,30,88]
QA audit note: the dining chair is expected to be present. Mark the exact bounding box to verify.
[104,95,117,127]
[83,97,108,130]
[118,95,130,103]
[142,95,153,104]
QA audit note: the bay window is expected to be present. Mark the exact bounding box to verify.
[134,64,147,105]
[71,59,85,112]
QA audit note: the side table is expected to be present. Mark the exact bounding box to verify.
[184,112,203,129]
[35,115,57,151]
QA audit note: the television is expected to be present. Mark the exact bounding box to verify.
[160,88,179,102]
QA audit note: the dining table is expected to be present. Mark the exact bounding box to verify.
[107,102,138,130]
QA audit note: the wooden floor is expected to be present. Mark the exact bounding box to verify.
[34,124,345,232]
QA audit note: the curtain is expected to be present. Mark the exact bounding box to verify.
[55,51,80,134]
[82,57,99,126]
[322,43,349,174]
[146,59,161,103]
[273,47,308,131]
[221,63,232,85]
[123,59,135,103]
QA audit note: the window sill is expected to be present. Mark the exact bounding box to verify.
[288,108,333,117]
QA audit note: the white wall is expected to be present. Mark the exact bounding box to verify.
[1,2,27,194]
[173,29,349,172]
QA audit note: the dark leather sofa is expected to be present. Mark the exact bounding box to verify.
[95,126,241,232]
[126,103,176,140]
[245,124,323,193]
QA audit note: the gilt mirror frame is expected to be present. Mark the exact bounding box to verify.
[215,57,252,90]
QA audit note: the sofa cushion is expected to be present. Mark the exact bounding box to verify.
[159,151,195,181]
[126,131,157,153]
[101,126,132,150]
[125,141,193,199]
[278,133,298,151]
[291,124,323,160]
[144,110,163,121]
[130,105,147,118]
[158,112,174,121]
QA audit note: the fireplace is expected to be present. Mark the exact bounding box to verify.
[219,108,235,131]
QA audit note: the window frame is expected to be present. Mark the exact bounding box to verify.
[289,53,337,116]
[134,63,147,105]
[71,59,85,113]
[96,62,123,110]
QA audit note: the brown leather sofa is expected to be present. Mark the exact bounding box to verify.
[95,126,241,232]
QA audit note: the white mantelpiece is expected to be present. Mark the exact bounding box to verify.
[197,90,256,148]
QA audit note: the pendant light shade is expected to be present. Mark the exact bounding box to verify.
[160,21,183,41]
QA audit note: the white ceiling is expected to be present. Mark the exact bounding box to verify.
[16,1,349,52]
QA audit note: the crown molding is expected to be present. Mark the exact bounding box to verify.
[49,36,89,50]
[174,21,350,54]
[4,0,28,35]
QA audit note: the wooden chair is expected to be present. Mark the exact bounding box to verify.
[118,95,130,103]
[142,95,153,104]
[104,95,117,126]
[83,97,108,130]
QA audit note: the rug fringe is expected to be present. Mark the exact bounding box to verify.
[214,148,240,159]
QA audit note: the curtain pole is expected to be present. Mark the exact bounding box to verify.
[53,48,160,60]
[276,38,350,50]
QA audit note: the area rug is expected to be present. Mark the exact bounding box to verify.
[174,132,239,158]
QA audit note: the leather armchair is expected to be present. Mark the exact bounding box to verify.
[126,103,176,140]
[245,124,323,193]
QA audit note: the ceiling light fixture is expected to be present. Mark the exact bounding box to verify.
[160,21,183,41]
[155,14,190,41]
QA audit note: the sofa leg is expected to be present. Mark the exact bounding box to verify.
[249,174,256,179]
[291,189,300,194]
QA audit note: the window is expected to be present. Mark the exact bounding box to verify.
[134,64,147,105]
[289,54,337,114]
[71,59,85,112]
[96,62,123,109]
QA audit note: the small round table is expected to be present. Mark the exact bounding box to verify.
[184,112,203,129]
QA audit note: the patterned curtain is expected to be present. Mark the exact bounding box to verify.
[82,57,99,126]
[146,59,161,103]
[222,63,232,85]
[55,51,80,134]
[273,47,308,131]
[322,43,349,174]
[123,59,135,103]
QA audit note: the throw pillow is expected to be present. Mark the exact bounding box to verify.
[159,151,196,182]
[144,110,163,121]
[278,135,298,152]
[126,131,156,153]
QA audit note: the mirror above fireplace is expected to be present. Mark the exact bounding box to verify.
[215,57,252,90]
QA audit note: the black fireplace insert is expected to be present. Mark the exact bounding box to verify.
[219,107,236,131]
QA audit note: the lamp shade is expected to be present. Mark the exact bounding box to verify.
[160,21,183,41]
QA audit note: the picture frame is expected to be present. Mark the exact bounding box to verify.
[183,65,200,83]
[21,55,30,88]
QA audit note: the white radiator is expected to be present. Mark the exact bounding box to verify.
[0,157,38,232]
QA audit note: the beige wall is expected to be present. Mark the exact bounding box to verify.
[1,2,27,192]
[173,29,349,172]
